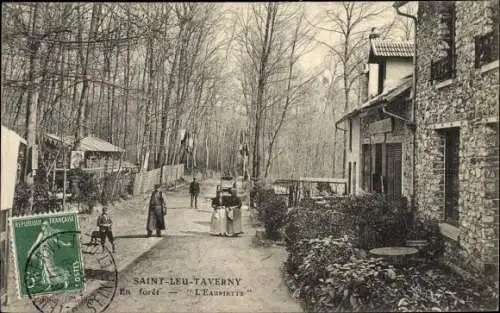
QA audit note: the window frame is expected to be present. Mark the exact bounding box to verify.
[475,31,499,68]
[442,127,460,226]
[431,3,456,84]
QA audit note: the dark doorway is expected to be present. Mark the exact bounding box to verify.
[362,144,371,191]
[444,128,460,224]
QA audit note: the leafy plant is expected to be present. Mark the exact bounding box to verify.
[283,193,496,312]
[284,194,409,249]
[12,181,30,216]
[71,169,99,208]
[256,188,287,240]
[287,235,497,312]
[13,166,55,215]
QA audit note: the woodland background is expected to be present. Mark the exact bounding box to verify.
[1,2,415,180]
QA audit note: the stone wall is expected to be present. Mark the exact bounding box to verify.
[415,1,499,275]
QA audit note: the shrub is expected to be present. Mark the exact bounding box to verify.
[284,194,409,250]
[284,206,356,245]
[12,181,30,216]
[340,194,409,249]
[287,235,496,312]
[77,170,99,209]
[284,195,495,312]
[260,191,287,240]
[250,185,288,240]
[286,235,397,312]
[13,167,54,215]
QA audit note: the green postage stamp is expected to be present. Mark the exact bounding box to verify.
[9,211,85,298]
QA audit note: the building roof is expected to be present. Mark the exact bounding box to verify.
[1,125,26,145]
[370,39,414,58]
[336,75,412,124]
[45,134,125,153]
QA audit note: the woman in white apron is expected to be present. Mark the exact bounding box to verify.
[226,190,242,236]
[210,187,228,236]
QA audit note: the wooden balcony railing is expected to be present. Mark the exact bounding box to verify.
[475,31,498,68]
[431,56,455,83]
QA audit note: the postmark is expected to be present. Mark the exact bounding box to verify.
[9,211,118,313]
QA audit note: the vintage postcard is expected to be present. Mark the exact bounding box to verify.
[1,1,499,313]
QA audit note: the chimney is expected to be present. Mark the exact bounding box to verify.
[369,27,381,40]
[360,64,369,104]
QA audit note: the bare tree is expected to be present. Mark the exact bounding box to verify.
[311,2,395,177]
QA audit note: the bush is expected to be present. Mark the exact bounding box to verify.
[286,235,397,312]
[257,189,287,240]
[284,194,409,250]
[283,195,496,312]
[340,194,409,249]
[284,206,356,245]
[12,181,30,216]
[286,235,497,312]
[13,167,54,216]
[250,184,288,240]
[76,169,99,209]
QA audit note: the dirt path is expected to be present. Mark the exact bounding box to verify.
[74,179,303,313]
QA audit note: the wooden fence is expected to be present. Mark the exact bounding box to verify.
[132,164,184,195]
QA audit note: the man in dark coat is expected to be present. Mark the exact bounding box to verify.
[147,184,166,237]
[189,177,200,209]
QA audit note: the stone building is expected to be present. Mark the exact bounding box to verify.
[414,1,499,275]
[337,34,414,201]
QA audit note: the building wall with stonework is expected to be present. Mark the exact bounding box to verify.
[415,1,499,275]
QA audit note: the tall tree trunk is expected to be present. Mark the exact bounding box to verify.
[111,26,120,144]
[23,2,40,212]
[123,7,131,151]
[75,4,98,148]
[146,39,155,170]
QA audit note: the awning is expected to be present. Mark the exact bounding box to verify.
[1,125,26,211]
[336,75,412,125]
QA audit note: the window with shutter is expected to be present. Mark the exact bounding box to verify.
[362,144,371,191]
[386,144,403,199]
